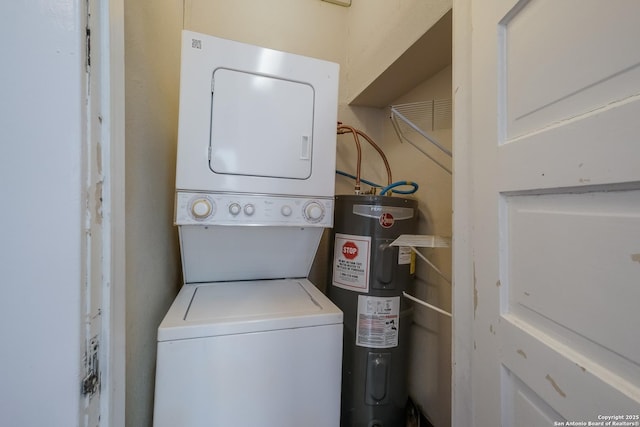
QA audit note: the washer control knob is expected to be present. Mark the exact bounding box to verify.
[229,203,241,216]
[281,205,293,217]
[191,198,214,219]
[304,201,324,222]
[244,204,255,216]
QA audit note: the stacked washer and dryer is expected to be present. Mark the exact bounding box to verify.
[153,31,343,427]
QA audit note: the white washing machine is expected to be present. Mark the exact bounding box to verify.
[153,31,343,427]
[154,279,342,426]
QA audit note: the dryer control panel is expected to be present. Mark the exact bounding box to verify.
[175,191,333,227]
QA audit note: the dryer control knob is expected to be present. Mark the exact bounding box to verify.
[281,205,293,217]
[191,198,214,219]
[304,201,324,222]
[229,203,241,216]
[244,204,255,216]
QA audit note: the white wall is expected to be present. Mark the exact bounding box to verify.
[0,2,84,426]
[184,0,349,100]
[124,1,183,426]
[336,3,453,425]
[390,67,452,427]
[185,0,348,61]
[335,66,453,427]
[124,1,348,426]
[345,0,451,103]
[0,2,452,427]
[125,1,452,426]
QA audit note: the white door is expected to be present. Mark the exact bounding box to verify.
[455,0,640,425]
[83,0,126,425]
[82,2,103,425]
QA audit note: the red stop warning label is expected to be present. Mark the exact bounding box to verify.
[333,233,371,292]
[342,241,359,259]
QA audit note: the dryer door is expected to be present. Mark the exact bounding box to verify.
[209,68,314,180]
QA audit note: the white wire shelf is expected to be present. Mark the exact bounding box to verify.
[390,234,453,318]
[390,99,453,174]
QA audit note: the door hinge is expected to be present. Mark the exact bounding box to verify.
[82,336,100,397]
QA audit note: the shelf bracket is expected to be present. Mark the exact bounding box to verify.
[390,234,452,318]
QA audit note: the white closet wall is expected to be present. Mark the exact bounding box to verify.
[125,1,453,426]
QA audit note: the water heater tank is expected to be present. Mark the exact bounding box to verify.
[328,195,418,427]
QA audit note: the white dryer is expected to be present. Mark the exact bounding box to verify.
[153,31,343,427]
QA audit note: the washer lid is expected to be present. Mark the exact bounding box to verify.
[157,279,342,342]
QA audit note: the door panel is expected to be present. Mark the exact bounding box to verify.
[503,191,640,365]
[502,367,564,427]
[500,316,640,419]
[498,0,640,192]
[463,0,640,425]
[502,0,640,140]
[498,97,640,192]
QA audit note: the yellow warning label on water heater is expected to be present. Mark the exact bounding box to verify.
[411,251,416,275]
[398,246,415,274]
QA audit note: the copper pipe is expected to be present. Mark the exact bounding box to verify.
[337,124,363,194]
[337,124,393,192]
[354,129,392,186]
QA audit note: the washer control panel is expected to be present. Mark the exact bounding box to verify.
[175,192,333,227]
